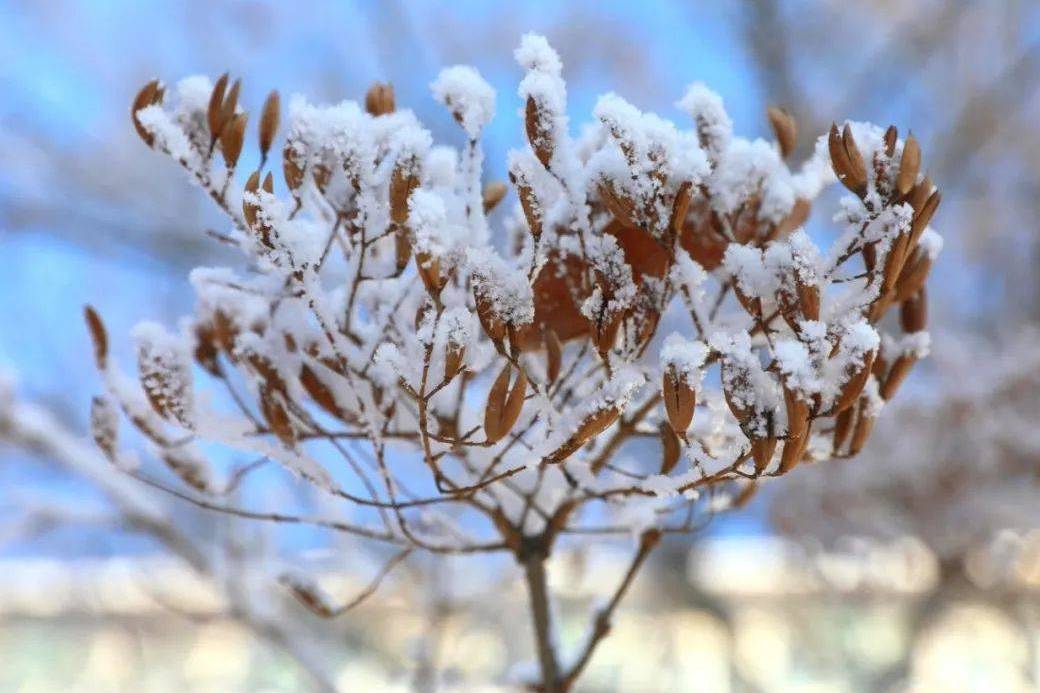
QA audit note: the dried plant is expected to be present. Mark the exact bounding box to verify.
[93,33,942,690]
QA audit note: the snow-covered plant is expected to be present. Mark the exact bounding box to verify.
[90,34,942,689]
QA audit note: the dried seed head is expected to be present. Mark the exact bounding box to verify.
[482,181,508,214]
[364,82,396,116]
[220,112,248,170]
[896,133,920,196]
[84,305,109,371]
[259,90,280,162]
[767,106,797,158]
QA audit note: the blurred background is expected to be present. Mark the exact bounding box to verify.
[1,0,1039,690]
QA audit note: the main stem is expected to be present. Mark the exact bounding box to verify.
[522,549,561,692]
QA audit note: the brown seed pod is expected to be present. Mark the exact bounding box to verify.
[732,480,760,509]
[444,344,465,381]
[668,181,693,237]
[767,106,797,158]
[662,367,695,435]
[260,386,296,447]
[828,123,867,197]
[482,181,508,214]
[896,133,920,196]
[510,169,543,239]
[894,249,932,302]
[207,72,230,141]
[364,82,395,116]
[161,449,210,493]
[300,363,345,420]
[660,421,681,474]
[832,351,876,415]
[219,78,242,136]
[880,354,915,400]
[773,198,811,239]
[131,80,163,147]
[900,288,927,333]
[484,365,527,443]
[751,436,778,474]
[908,190,941,247]
[796,280,820,321]
[193,322,222,376]
[390,164,419,225]
[220,112,248,170]
[848,404,875,455]
[883,125,898,158]
[394,225,412,272]
[283,142,305,194]
[779,387,810,474]
[415,252,445,297]
[545,329,562,384]
[84,305,109,371]
[525,95,554,169]
[243,170,261,227]
[259,90,280,162]
[832,405,855,454]
[281,576,335,618]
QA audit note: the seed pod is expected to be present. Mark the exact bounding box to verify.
[900,289,927,333]
[848,404,875,455]
[394,225,412,272]
[510,169,543,239]
[90,395,119,462]
[525,95,554,168]
[260,385,296,447]
[832,351,876,414]
[300,363,345,420]
[283,142,305,194]
[84,305,109,371]
[796,280,820,321]
[774,198,811,239]
[474,291,506,344]
[259,90,280,163]
[881,354,915,400]
[547,406,622,464]
[193,322,222,376]
[908,176,934,215]
[660,422,681,474]
[841,123,868,195]
[883,125,898,158]
[828,123,867,197]
[832,405,855,454]
[219,79,242,135]
[364,82,395,116]
[595,314,622,357]
[662,366,695,435]
[598,180,639,229]
[544,329,562,384]
[882,232,911,294]
[908,190,941,247]
[894,249,932,302]
[415,252,445,297]
[779,387,809,473]
[896,133,920,196]
[751,436,778,474]
[281,574,335,618]
[767,106,797,158]
[390,163,419,225]
[444,343,465,381]
[131,80,163,147]
[484,365,527,443]
[220,112,248,169]
[669,181,693,237]
[207,73,230,140]
[243,170,261,228]
[482,181,508,214]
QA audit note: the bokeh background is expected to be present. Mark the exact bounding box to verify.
[1,1,1039,690]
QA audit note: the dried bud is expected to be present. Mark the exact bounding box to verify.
[220,112,248,169]
[482,181,508,214]
[259,90,280,162]
[243,170,261,229]
[364,82,395,116]
[84,305,109,371]
[767,106,797,158]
